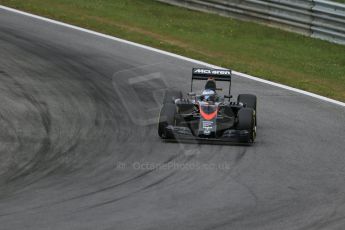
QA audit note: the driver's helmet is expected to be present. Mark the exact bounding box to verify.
[202,89,216,101]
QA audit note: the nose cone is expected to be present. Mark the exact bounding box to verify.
[199,104,218,120]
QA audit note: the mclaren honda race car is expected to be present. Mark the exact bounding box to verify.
[158,68,257,143]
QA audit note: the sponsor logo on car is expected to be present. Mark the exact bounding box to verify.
[193,68,231,75]
[202,121,214,135]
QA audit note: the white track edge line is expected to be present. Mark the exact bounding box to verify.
[1,5,344,107]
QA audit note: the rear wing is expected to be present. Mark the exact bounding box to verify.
[191,68,232,98]
[192,68,231,81]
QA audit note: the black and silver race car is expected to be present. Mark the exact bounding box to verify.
[158,68,257,143]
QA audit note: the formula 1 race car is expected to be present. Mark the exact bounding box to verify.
[158,68,257,143]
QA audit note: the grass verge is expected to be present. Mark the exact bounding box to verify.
[332,0,345,4]
[1,0,345,101]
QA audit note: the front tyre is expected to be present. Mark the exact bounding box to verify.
[237,108,256,143]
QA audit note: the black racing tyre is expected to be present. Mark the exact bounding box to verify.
[158,103,176,139]
[237,108,256,143]
[163,89,182,104]
[238,94,257,125]
[237,94,257,110]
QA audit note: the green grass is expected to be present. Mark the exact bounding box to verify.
[332,0,345,3]
[1,0,345,101]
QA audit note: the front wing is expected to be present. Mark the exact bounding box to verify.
[164,125,252,144]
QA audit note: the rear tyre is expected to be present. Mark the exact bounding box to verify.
[237,108,256,143]
[163,89,182,104]
[237,94,257,110]
[158,103,176,139]
[238,94,257,125]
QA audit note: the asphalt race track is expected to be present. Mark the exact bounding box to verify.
[1,8,345,230]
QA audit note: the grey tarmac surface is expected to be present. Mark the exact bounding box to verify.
[1,8,345,230]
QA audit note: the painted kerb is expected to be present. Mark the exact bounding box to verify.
[156,0,345,45]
